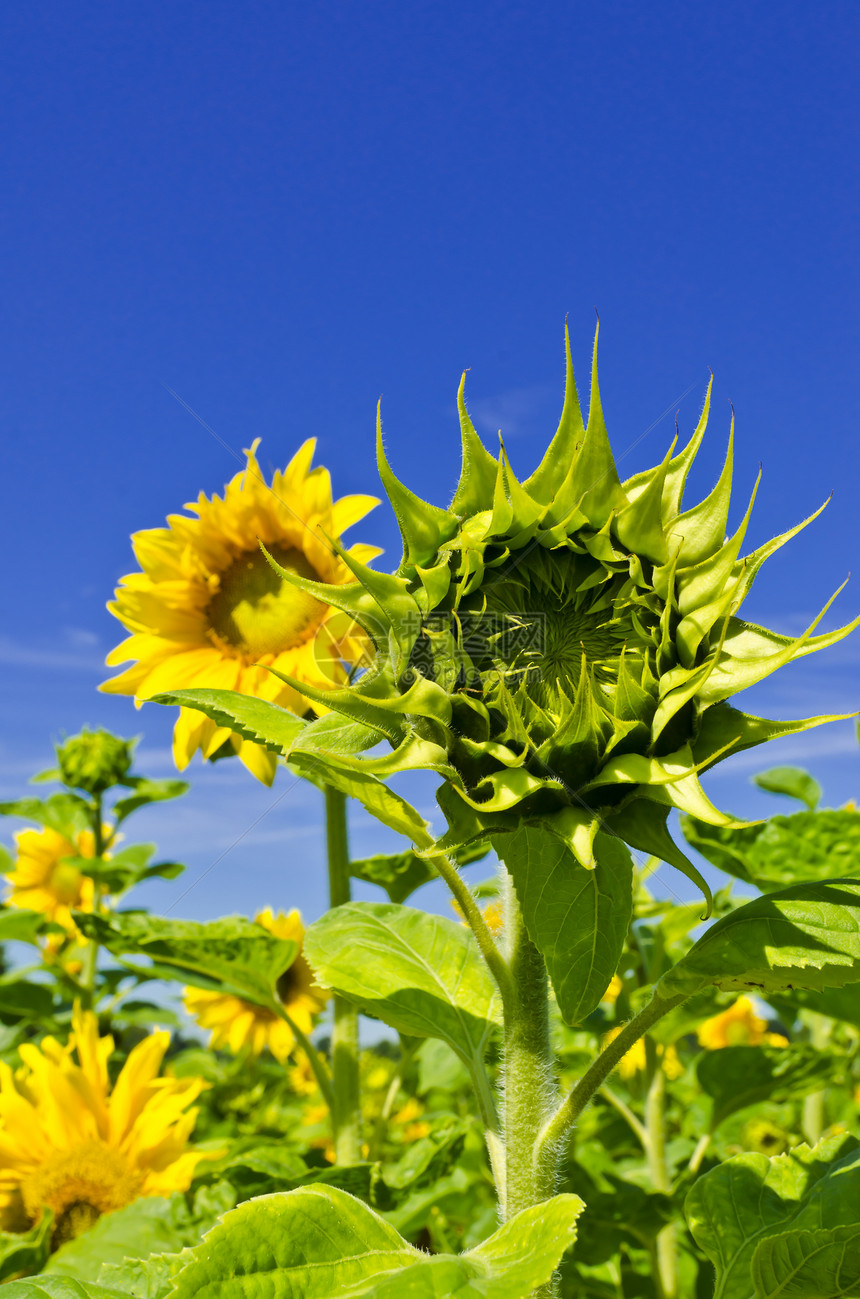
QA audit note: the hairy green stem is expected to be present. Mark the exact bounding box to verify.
[428,852,515,1010]
[538,989,687,1160]
[644,1042,677,1299]
[502,873,558,1298]
[325,785,362,1163]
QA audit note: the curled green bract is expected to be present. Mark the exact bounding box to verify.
[270,326,858,900]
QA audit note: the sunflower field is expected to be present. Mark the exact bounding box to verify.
[3,330,860,1299]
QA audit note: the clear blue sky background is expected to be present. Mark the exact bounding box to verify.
[1,1,858,926]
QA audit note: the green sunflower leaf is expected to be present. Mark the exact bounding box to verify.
[304,901,501,1078]
[290,752,434,846]
[0,1211,52,1285]
[0,793,91,837]
[752,765,822,810]
[660,879,860,999]
[350,840,488,903]
[496,825,633,1024]
[112,776,189,823]
[73,912,296,1014]
[697,1044,833,1131]
[0,907,50,944]
[685,1133,860,1299]
[0,1281,127,1299]
[146,688,306,755]
[682,809,860,892]
[752,1224,860,1298]
[45,1192,205,1284]
[168,1185,583,1299]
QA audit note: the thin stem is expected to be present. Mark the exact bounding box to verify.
[427,852,515,1011]
[538,989,688,1160]
[80,793,105,1010]
[278,1005,335,1113]
[599,1085,648,1149]
[644,1044,677,1299]
[325,785,362,1164]
[687,1132,712,1176]
[802,1012,829,1144]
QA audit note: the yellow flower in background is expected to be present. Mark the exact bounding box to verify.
[101,439,380,784]
[184,909,328,1064]
[451,898,504,935]
[287,1054,319,1098]
[0,1007,208,1244]
[3,826,103,934]
[603,1027,683,1082]
[301,1051,430,1164]
[602,975,623,1005]
[697,996,789,1050]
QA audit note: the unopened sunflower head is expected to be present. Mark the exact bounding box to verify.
[272,326,858,895]
[55,729,135,795]
[101,440,380,785]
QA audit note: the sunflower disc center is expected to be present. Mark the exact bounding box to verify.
[207,545,324,658]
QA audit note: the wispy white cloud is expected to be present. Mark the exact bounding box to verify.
[0,634,103,671]
[706,723,859,779]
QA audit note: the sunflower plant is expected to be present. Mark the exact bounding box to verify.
[0,728,188,1017]
[101,439,385,1165]
[130,326,860,1299]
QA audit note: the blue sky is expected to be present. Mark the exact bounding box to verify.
[1,1,858,926]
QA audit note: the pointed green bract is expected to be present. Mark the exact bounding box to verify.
[202,328,855,896]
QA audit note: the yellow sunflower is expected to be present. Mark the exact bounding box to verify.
[3,826,104,935]
[183,909,328,1064]
[101,439,380,784]
[697,996,789,1050]
[0,1007,209,1244]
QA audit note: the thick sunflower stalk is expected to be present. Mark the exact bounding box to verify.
[266,324,857,899]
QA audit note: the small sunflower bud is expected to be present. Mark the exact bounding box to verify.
[56,729,135,795]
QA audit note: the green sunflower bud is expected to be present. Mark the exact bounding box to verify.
[56,729,135,795]
[270,325,858,899]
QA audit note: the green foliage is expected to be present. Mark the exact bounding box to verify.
[2,1280,127,1299]
[0,1214,53,1284]
[696,1044,833,1130]
[682,808,860,891]
[752,765,822,811]
[75,912,296,1012]
[752,1224,860,1298]
[498,826,633,1024]
[350,840,488,904]
[660,879,860,997]
[304,902,501,1072]
[168,1185,583,1299]
[147,688,305,755]
[44,1194,213,1283]
[111,779,189,824]
[63,846,183,894]
[686,1133,860,1298]
[0,795,92,837]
